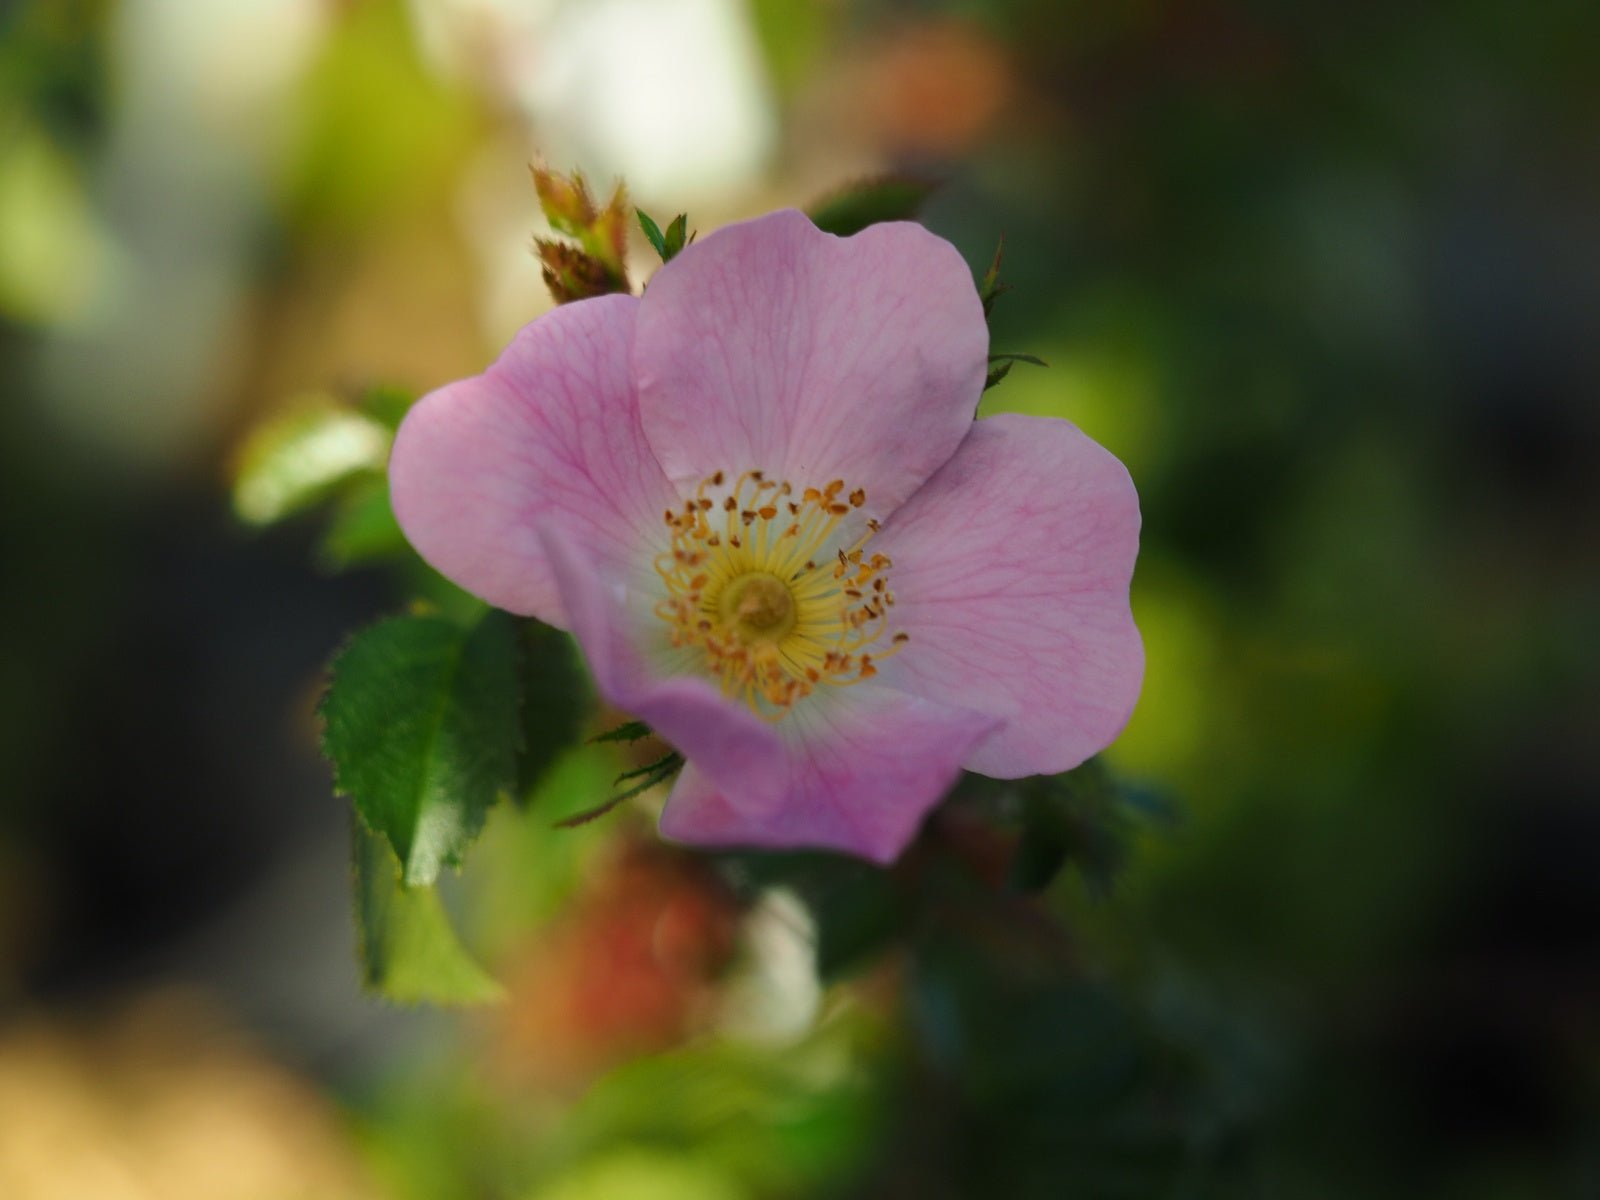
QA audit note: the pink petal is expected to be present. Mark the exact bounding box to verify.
[389,294,677,627]
[632,209,988,517]
[538,524,790,813]
[659,685,998,863]
[874,413,1144,778]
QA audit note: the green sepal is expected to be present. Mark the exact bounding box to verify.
[807,175,938,237]
[984,352,1048,392]
[590,719,653,744]
[352,820,504,1006]
[322,610,521,886]
[554,750,684,829]
[979,237,1009,318]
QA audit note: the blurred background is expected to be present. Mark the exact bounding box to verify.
[2,0,1597,1196]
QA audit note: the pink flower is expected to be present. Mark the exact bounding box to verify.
[390,210,1143,863]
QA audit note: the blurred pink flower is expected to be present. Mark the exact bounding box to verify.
[391,210,1142,862]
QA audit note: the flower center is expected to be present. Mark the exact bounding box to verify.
[654,470,909,718]
[718,571,796,642]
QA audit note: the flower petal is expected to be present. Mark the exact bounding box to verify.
[632,209,988,517]
[659,685,997,863]
[874,413,1144,778]
[390,294,676,627]
[538,524,790,813]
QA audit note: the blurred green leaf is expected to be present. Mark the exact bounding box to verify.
[552,1033,879,1196]
[748,0,835,95]
[352,820,503,1005]
[323,611,521,886]
[807,175,938,237]
[357,383,417,431]
[318,476,407,570]
[231,400,391,526]
[517,620,586,802]
[717,851,906,982]
[1009,758,1166,897]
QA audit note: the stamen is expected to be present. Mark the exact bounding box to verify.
[652,469,907,719]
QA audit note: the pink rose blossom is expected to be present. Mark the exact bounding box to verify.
[390,209,1143,863]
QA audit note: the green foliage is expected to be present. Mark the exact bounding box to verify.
[322,610,521,886]
[807,175,938,237]
[231,399,391,526]
[996,759,1176,898]
[357,382,417,431]
[717,849,907,983]
[351,820,503,1006]
[636,208,690,263]
[318,476,407,569]
[550,1033,880,1197]
[517,620,586,802]
[748,0,835,95]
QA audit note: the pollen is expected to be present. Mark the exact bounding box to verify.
[653,469,908,718]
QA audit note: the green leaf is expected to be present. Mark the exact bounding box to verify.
[638,208,691,264]
[352,820,503,1005]
[322,611,521,886]
[516,620,586,802]
[716,851,906,982]
[989,352,1048,368]
[636,207,668,257]
[663,213,689,258]
[231,400,391,526]
[317,476,408,570]
[1009,758,1136,898]
[357,384,416,431]
[807,175,938,237]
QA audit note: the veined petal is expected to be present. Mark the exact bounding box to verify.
[659,684,997,863]
[390,295,676,627]
[874,413,1144,778]
[632,209,988,519]
[539,525,790,813]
